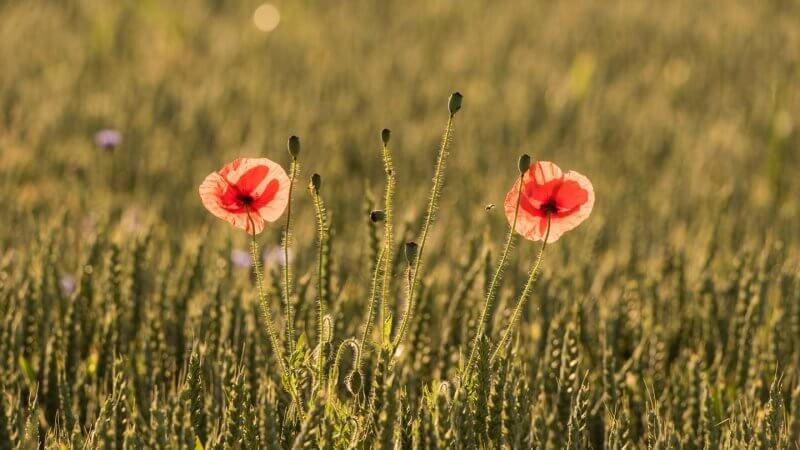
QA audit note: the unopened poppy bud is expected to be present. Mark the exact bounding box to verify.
[405,241,419,265]
[381,128,391,146]
[310,173,321,192]
[370,210,386,222]
[448,92,463,115]
[288,135,300,159]
[518,154,531,174]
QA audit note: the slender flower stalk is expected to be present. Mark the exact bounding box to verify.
[357,246,385,371]
[463,156,529,380]
[245,210,304,415]
[490,214,551,364]
[378,129,396,344]
[198,156,297,410]
[309,173,329,393]
[283,137,301,355]
[399,242,419,350]
[391,93,462,360]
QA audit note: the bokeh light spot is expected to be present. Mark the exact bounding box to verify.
[253,3,280,32]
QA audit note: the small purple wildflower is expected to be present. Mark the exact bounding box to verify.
[94,129,122,150]
[263,247,293,268]
[231,249,252,269]
[60,275,77,296]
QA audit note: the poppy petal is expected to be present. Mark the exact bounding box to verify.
[563,169,594,218]
[218,158,242,178]
[553,179,589,213]
[223,158,268,186]
[524,178,562,210]
[222,157,290,220]
[506,161,594,243]
[504,177,523,226]
[200,172,264,233]
[230,211,265,234]
[546,170,594,242]
[531,161,563,185]
[506,178,548,242]
[199,158,286,235]
[237,165,271,194]
[521,161,564,210]
[199,172,231,218]
[228,158,289,211]
[245,159,290,222]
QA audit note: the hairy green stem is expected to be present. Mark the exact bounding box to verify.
[329,338,359,403]
[463,173,524,379]
[310,187,329,393]
[283,159,299,355]
[490,214,551,364]
[245,211,304,416]
[379,141,396,345]
[357,246,385,370]
[391,113,455,359]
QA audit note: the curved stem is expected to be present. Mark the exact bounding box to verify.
[283,159,299,355]
[391,114,454,359]
[490,214,551,365]
[329,338,359,403]
[463,174,524,379]
[246,210,304,416]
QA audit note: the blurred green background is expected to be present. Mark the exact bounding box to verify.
[1,0,798,257]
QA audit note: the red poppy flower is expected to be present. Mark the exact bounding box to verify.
[504,161,594,242]
[199,158,290,234]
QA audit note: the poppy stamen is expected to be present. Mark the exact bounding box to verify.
[542,201,558,214]
[237,194,254,206]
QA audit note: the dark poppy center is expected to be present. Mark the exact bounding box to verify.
[237,193,254,206]
[542,200,558,214]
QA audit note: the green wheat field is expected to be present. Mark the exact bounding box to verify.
[1,0,799,448]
